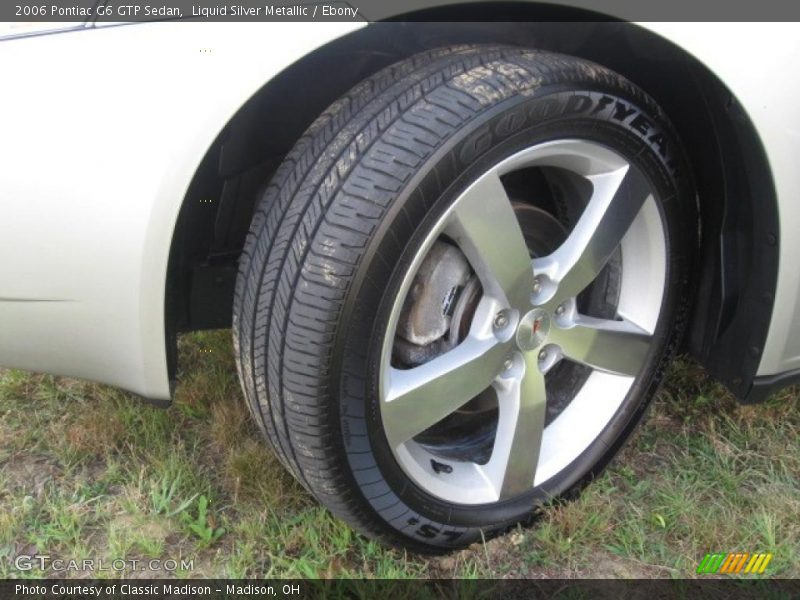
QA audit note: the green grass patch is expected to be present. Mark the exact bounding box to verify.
[0,333,797,578]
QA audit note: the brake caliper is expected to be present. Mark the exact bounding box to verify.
[394,241,475,366]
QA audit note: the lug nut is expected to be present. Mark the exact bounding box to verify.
[532,279,542,295]
[503,358,514,372]
[494,313,508,329]
[538,349,548,361]
[555,304,565,316]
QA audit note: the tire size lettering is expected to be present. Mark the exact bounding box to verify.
[407,519,464,543]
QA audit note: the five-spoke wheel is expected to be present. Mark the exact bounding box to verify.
[382,139,663,505]
[234,45,693,551]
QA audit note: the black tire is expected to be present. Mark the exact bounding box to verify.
[233,45,695,551]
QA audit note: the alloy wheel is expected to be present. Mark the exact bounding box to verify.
[380,139,667,505]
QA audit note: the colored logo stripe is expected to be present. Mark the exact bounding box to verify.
[697,552,773,574]
[745,552,773,574]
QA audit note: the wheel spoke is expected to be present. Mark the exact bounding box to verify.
[445,168,533,309]
[534,163,652,304]
[549,315,652,377]
[485,353,547,500]
[382,336,509,449]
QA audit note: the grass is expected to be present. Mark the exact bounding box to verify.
[0,330,797,578]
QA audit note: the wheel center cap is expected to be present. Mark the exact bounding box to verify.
[516,309,550,351]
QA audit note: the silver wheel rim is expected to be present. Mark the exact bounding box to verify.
[379,139,667,505]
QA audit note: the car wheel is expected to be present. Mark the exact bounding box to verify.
[233,45,695,551]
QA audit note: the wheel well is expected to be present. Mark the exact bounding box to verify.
[166,15,778,402]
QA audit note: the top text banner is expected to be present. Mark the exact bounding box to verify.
[3,0,800,22]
